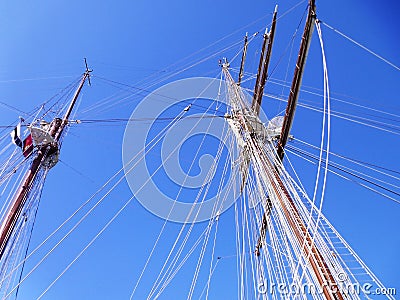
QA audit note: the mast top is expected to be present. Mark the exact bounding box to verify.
[276,0,316,160]
[61,59,92,124]
[309,0,316,13]
[84,58,93,86]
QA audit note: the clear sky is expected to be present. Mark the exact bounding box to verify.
[0,0,399,299]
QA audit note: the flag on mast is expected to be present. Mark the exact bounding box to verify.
[23,135,33,157]
[10,123,23,148]
[10,122,33,157]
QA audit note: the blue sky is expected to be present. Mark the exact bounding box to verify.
[0,0,399,299]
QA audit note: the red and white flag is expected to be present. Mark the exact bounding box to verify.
[22,134,33,157]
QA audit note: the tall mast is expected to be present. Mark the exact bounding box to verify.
[251,5,278,116]
[251,27,268,113]
[235,7,279,193]
[223,64,344,299]
[251,5,278,255]
[237,33,248,87]
[272,1,344,299]
[225,1,345,299]
[276,0,315,160]
[0,63,91,259]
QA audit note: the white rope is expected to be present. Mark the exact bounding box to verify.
[321,21,400,72]
[3,109,187,294]
[150,129,232,299]
[268,77,400,120]
[286,147,400,205]
[295,18,332,285]
[145,82,233,299]
[186,129,235,300]
[36,107,208,299]
[295,138,400,183]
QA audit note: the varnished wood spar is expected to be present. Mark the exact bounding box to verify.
[251,27,268,112]
[252,5,278,116]
[237,33,248,87]
[0,67,91,260]
[277,0,316,160]
[266,2,344,298]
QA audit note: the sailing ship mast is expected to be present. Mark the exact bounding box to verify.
[228,1,345,299]
[267,2,345,299]
[251,4,278,116]
[237,33,248,87]
[0,1,394,297]
[0,61,92,260]
[276,0,316,160]
[271,3,343,297]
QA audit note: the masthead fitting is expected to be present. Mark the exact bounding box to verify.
[84,58,93,86]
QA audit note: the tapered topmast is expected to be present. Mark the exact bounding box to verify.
[251,4,278,116]
[0,61,92,259]
[272,1,345,299]
[276,0,316,160]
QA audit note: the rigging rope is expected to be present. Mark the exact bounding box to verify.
[130,89,228,298]
[286,145,400,204]
[321,21,400,72]
[2,108,188,294]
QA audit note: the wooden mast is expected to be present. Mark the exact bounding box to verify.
[252,5,278,256]
[251,5,278,116]
[276,0,315,160]
[224,57,344,298]
[237,7,279,193]
[243,2,344,298]
[0,62,91,260]
[269,1,344,299]
[237,33,248,87]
